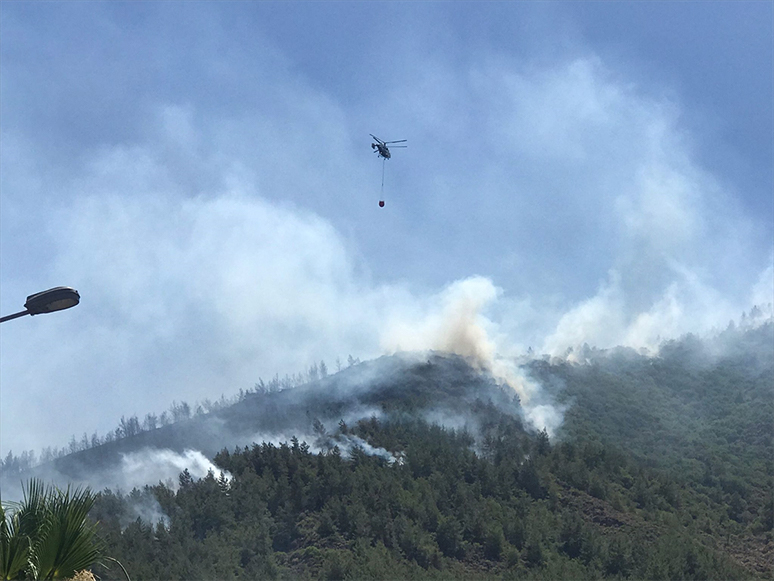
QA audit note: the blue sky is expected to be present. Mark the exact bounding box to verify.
[1,1,772,455]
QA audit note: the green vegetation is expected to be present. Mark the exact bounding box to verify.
[85,323,771,580]
[8,323,772,579]
[0,479,104,580]
[89,411,760,580]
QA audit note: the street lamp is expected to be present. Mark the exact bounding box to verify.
[0,287,80,323]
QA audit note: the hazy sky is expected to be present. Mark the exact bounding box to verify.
[1,1,772,456]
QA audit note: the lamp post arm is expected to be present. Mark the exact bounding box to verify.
[0,310,31,324]
[0,286,79,324]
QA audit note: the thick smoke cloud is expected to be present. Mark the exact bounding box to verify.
[1,36,770,460]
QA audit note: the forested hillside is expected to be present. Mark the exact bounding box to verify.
[3,323,771,580]
[77,323,772,580]
[538,322,773,577]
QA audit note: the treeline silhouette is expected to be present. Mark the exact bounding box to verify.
[1,356,361,476]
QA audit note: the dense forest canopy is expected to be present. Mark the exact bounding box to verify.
[2,322,772,579]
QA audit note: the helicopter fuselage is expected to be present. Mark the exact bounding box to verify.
[372,142,391,159]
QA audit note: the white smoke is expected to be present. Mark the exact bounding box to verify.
[542,259,773,358]
[331,434,400,464]
[240,425,400,465]
[534,92,772,357]
[749,261,774,312]
[124,489,169,529]
[0,448,231,505]
[119,448,231,491]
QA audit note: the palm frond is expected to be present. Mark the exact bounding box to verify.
[29,484,103,580]
[0,479,105,580]
[16,479,49,541]
[0,503,31,580]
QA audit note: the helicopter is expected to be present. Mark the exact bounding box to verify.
[370,134,407,159]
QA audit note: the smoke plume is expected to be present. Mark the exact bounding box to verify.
[120,448,231,491]
[381,276,564,436]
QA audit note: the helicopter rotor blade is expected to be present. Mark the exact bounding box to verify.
[384,140,407,144]
[388,145,408,148]
[370,134,385,144]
